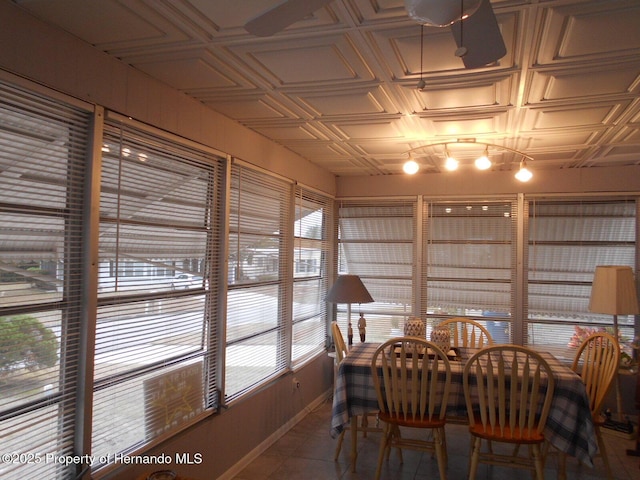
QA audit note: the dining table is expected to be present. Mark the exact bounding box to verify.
[330,341,598,474]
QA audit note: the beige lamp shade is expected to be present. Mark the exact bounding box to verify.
[588,266,639,315]
[325,275,374,304]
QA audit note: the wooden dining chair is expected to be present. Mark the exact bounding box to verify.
[371,337,452,479]
[567,331,620,479]
[330,321,380,464]
[438,317,493,349]
[463,345,555,480]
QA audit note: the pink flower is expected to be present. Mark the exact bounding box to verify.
[567,325,602,348]
[567,325,626,349]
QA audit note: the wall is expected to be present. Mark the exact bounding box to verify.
[337,164,640,198]
[0,2,336,479]
[104,358,333,480]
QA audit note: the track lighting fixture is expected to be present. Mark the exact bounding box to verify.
[402,139,534,182]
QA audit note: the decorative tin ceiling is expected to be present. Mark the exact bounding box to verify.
[14,0,640,176]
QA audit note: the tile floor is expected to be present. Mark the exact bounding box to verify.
[232,397,640,480]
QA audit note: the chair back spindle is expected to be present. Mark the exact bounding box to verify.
[438,317,494,348]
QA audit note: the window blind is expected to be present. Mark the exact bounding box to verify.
[93,118,222,467]
[291,186,331,365]
[526,198,636,360]
[422,200,517,342]
[337,199,416,342]
[225,163,291,401]
[0,80,92,480]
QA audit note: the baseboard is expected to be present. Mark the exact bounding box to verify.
[216,388,332,480]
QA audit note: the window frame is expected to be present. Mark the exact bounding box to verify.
[291,186,332,367]
[88,113,226,474]
[0,78,95,480]
[421,198,518,342]
[336,199,417,343]
[223,162,293,403]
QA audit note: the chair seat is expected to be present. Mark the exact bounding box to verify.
[378,410,446,429]
[469,422,545,444]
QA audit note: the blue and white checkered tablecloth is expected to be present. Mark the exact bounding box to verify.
[330,342,598,468]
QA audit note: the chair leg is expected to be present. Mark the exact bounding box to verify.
[334,430,345,461]
[557,451,567,480]
[392,424,403,464]
[532,444,544,480]
[382,423,395,461]
[595,426,614,480]
[350,416,358,473]
[468,436,481,480]
[434,427,448,480]
[374,424,392,480]
[361,414,368,437]
[441,428,448,464]
[542,439,565,480]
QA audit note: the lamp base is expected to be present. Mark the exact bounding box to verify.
[602,410,636,439]
[602,424,636,440]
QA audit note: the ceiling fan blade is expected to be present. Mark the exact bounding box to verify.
[245,0,334,37]
[451,0,506,69]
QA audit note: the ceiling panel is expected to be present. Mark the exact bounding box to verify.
[523,103,629,130]
[419,75,512,110]
[527,67,640,104]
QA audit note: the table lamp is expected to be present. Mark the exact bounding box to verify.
[589,265,639,421]
[326,275,374,345]
[589,265,639,339]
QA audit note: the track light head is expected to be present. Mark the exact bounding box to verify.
[444,148,459,171]
[515,160,533,182]
[474,152,491,170]
[403,159,420,174]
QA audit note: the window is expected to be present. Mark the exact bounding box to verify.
[93,116,223,467]
[225,164,292,401]
[422,200,517,341]
[337,200,416,342]
[0,80,92,480]
[526,198,637,360]
[292,187,331,365]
